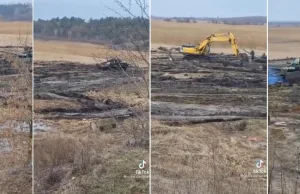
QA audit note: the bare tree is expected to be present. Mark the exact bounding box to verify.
[97,0,149,145]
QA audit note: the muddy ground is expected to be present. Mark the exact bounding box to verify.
[0,53,32,194]
[34,61,149,193]
[34,61,145,120]
[151,51,267,194]
[269,59,300,194]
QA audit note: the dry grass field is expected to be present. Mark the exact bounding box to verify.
[0,21,32,46]
[269,26,300,59]
[0,21,32,35]
[35,39,148,66]
[152,120,267,193]
[151,20,266,51]
[34,40,105,63]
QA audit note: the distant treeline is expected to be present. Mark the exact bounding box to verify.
[34,17,149,49]
[269,21,300,27]
[0,3,32,21]
[154,16,266,25]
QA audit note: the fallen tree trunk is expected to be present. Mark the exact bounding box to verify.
[152,115,262,124]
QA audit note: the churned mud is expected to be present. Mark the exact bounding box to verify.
[151,51,267,194]
[34,61,145,120]
[151,53,266,123]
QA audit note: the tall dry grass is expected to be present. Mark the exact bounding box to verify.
[268,86,300,193]
[151,20,266,50]
[0,56,32,194]
[151,120,267,194]
[34,119,149,193]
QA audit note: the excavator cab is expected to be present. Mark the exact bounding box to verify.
[202,44,211,54]
[180,43,195,53]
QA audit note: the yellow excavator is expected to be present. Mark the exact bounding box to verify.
[180,32,246,60]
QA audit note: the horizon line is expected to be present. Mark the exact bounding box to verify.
[151,15,267,18]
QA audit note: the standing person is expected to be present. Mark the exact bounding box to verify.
[250,50,255,60]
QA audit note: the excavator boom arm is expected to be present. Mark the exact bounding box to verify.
[196,33,239,55]
[182,32,239,56]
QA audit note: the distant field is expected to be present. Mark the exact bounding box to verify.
[151,20,266,51]
[35,39,148,65]
[0,21,32,46]
[34,40,105,63]
[0,21,32,35]
[269,26,300,59]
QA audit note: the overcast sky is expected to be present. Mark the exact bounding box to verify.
[269,0,299,21]
[0,0,31,3]
[34,0,147,20]
[152,0,266,18]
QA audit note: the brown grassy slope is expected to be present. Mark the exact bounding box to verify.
[269,26,300,59]
[151,20,266,50]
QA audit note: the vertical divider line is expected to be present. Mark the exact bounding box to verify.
[149,0,152,192]
[266,0,269,192]
[31,0,34,193]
